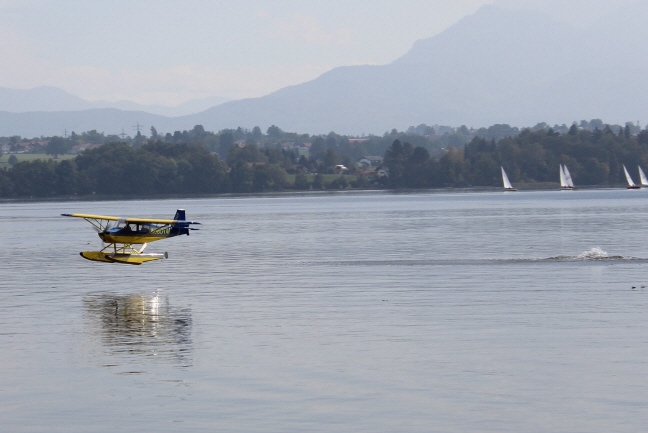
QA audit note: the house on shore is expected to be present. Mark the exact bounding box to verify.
[357,156,383,169]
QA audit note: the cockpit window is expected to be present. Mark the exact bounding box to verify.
[114,221,150,234]
[115,219,128,229]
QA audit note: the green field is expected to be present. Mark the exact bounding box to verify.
[0,153,76,168]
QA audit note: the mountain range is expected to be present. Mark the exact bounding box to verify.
[2,3,648,138]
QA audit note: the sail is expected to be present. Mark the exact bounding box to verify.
[559,165,567,188]
[639,166,648,186]
[501,167,514,189]
[623,165,636,187]
[563,165,574,188]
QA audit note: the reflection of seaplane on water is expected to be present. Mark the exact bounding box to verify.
[62,209,200,264]
[84,291,193,363]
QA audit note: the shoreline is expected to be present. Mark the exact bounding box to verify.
[0,184,637,204]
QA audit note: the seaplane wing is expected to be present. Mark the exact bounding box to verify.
[62,213,121,220]
[61,209,200,265]
[61,213,200,225]
[61,213,122,232]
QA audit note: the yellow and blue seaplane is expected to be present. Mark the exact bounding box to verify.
[61,209,200,265]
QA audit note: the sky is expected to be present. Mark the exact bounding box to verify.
[0,0,635,107]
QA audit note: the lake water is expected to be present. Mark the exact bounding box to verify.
[2,189,648,432]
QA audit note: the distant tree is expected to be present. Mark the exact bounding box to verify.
[325,132,340,149]
[252,126,263,140]
[9,136,20,152]
[383,139,414,187]
[174,145,228,193]
[475,124,519,141]
[589,119,605,130]
[252,163,288,191]
[309,137,327,159]
[81,130,105,145]
[55,159,78,195]
[190,125,206,143]
[105,134,122,142]
[8,154,18,166]
[229,161,253,193]
[219,131,234,157]
[10,159,57,196]
[403,146,431,187]
[351,173,371,189]
[204,134,219,153]
[133,131,145,148]
[294,173,310,190]
[0,169,12,196]
[227,143,266,165]
[407,124,435,136]
[437,146,466,186]
[267,125,283,139]
[326,176,348,189]
[172,131,184,143]
[312,173,325,190]
[322,147,338,172]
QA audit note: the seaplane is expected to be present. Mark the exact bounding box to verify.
[61,209,200,265]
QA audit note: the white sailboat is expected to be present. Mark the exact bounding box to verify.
[563,165,575,189]
[501,166,517,191]
[639,165,648,187]
[560,164,575,189]
[623,164,641,189]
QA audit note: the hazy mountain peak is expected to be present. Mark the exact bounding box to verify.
[2,4,648,136]
[394,4,578,67]
[0,86,91,113]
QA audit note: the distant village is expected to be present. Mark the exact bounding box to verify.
[0,133,387,177]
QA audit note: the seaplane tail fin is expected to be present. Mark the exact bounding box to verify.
[172,208,198,235]
[174,209,186,221]
[171,208,200,234]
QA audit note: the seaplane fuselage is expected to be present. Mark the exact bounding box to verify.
[98,221,191,244]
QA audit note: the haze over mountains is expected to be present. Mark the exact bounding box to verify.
[0,86,230,117]
[2,4,647,137]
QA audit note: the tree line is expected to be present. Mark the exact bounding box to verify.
[1,118,635,164]
[1,121,647,198]
[0,141,364,197]
[381,124,648,188]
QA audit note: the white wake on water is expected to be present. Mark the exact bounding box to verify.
[576,247,608,260]
[312,247,639,267]
[542,247,629,262]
